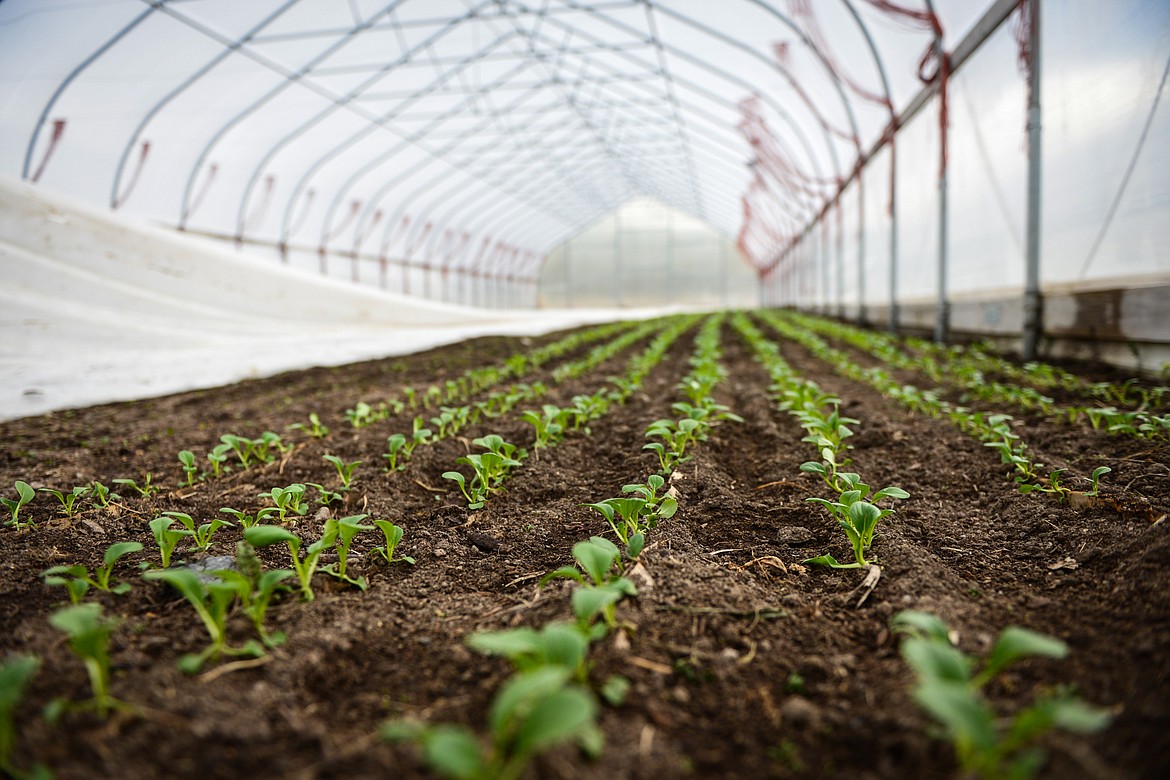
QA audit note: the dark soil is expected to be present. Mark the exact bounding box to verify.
[2,315,1168,780]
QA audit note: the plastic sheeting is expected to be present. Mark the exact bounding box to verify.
[0,175,669,421]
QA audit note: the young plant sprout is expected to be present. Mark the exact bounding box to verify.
[219,434,255,469]
[159,511,233,552]
[38,485,90,518]
[244,524,338,602]
[219,507,262,529]
[1087,465,1111,497]
[288,412,330,438]
[370,520,414,565]
[46,603,129,719]
[542,536,637,631]
[320,515,373,590]
[803,480,909,569]
[41,541,143,601]
[258,484,309,523]
[251,432,288,464]
[383,433,408,471]
[112,474,158,497]
[466,621,591,681]
[893,611,1111,779]
[2,481,36,528]
[177,450,200,486]
[382,666,601,780]
[207,442,232,477]
[87,481,118,508]
[224,541,293,649]
[306,482,344,507]
[345,401,377,428]
[323,455,361,490]
[142,568,264,674]
[149,515,194,568]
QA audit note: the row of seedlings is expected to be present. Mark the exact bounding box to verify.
[0,326,681,774]
[442,315,702,510]
[338,319,638,430]
[732,313,908,573]
[755,310,1109,501]
[382,314,734,776]
[786,311,1169,439]
[736,313,1113,777]
[390,316,686,487]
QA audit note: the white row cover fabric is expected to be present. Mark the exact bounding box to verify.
[0,175,672,421]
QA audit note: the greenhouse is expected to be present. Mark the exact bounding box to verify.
[0,0,1167,777]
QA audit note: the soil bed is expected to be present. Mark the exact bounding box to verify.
[2,317,1168,779]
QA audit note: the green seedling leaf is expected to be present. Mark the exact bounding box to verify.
[2,481,36,528]
[421,725,485,780]
[978,627,1067,685]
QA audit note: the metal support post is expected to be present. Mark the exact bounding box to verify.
[1022,0,1043,360]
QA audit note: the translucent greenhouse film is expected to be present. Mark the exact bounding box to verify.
[4,4,1170,779]
[1,0,1166,387]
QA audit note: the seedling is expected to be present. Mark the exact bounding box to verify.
[149,515,194,568]
[542,536,637,630]
[621,474,678,520]
[215,541,292,649]
[41,541,143,601]
[219,507,262,529]
[320,514,373,590]
[207,442,232,477]
[467,621,591,681]
[219,434,254,469]
[323,455,361,490]
[3,481,36,528]
[370,520,414,565]
[382,666,601,780]
[582,498,646,548]
[803,479,909,569]
[112,474,158,497]
[345,401,377,428]
[161,510,233,552]
[520,405,568,451]
[143,568,264,674]
[258,484,309,522]
[39,485,91,517]
[288,412,330,438]
[894,611,1110,779]
[444,436,524,510]
[383,433,408,471]
[46,603,129,718]
[88,481,118,508]
[306,482,344,506]
[1087,466,1111,497]
[407,417,433,455]
[251,432,289,464]
[244,524,338,602]
[177,450,200,486]
[0,654,42,777]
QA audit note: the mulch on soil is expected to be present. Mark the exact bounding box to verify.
[2,316,1168,779]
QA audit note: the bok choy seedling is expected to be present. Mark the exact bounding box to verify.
[894,611,1111,779]
[46,603,129,719]
[382,666,601,780]
[244,524,338,602]
[41,541,143,602]
[142,568,264,674]
[2,481,36,528]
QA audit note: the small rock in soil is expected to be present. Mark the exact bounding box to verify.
[178,555,236,584]
[464,531,503,552]
[776,526,814,545]
[780,696,820,728]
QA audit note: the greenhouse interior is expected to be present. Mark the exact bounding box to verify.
[1,1,1168,778]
